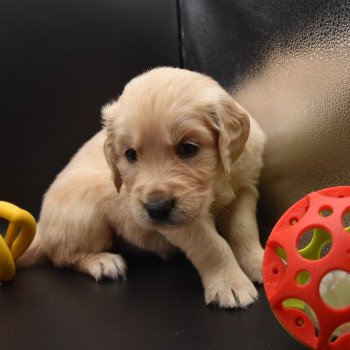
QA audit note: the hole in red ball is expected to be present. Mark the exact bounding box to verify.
[329,322,350,343]
[298,227,332,260]
[295,318,305,327]
[276,246,287,264]
[320,270,350,310]
[289,217,298,226]
[319,207,333,217]
[283,299,318,336]
[342,210,350,233]
[272,268,279,275]
[296,270,311,285]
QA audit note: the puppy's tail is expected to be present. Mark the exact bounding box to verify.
[15,229,46,268]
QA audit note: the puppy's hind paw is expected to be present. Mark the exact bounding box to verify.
[76,252,127,281]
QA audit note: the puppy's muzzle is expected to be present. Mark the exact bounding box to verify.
[143,197,175,223]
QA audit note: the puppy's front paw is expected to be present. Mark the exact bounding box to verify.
[76,252,127,281]
[237,247,264,284]
[204,273,258,309]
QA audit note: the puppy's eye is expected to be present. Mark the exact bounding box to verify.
[177,142,200,158]
[125,148,137,163]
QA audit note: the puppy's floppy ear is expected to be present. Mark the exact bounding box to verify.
[103,135,123,192]
[102,102,123,192]
[215,93,250,177]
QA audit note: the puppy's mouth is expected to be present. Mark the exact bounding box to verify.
[148,216,183,227]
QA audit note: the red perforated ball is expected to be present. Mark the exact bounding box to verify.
[263,186,350,349]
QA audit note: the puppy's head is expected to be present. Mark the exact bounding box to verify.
[103,67,250,228]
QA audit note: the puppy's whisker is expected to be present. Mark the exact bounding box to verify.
[211,203,232,216]
[207,207,228,223]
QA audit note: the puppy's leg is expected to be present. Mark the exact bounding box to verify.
[162,218,258,308]
[28,192,127,281]
[222,187,264,283]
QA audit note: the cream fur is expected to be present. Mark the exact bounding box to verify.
[17,67,266,309]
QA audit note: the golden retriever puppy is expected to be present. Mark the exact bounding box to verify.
[18,67,266,309]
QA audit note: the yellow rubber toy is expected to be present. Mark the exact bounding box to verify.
[0,201,36,282]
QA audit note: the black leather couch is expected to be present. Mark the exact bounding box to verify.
[1,1,349,349]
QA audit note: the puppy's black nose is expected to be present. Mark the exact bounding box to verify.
[144,197,174,222]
